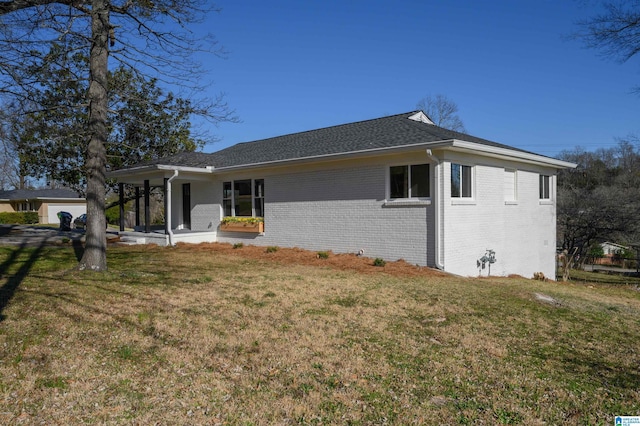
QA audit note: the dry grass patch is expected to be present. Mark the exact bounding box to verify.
[0,243,639,425]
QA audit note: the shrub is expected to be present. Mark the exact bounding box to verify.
[265,246,279,253]
[317,251,330,259]
[105,205,120,225]
[221,216,264,225]
[233,243,244,249]
[0,212,39,224]
[373,258,386,267]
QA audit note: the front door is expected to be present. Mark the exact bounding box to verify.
[182,183,191,229]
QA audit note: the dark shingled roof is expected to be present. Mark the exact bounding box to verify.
[131,111,539,170]
[0,188,83,200]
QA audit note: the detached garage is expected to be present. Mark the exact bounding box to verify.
[0,189,86,224]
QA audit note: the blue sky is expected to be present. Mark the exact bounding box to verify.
[191,0,640,158]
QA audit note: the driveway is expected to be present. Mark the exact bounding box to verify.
[0,224,120,247]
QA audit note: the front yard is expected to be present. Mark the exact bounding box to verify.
[0,243,639,424]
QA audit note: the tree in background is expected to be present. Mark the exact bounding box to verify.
[568,1,640,265]
[0,111,19,190]
[0,1,234,271]
[557,139,640,261]
[108,67,206,173]
[10,43,206,195]
[416,94,467,132]
[0,104,39,190]
[576,0,640,93]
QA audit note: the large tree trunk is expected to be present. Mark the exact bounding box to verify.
[78,0,109,271]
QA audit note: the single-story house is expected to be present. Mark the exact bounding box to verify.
[0,188,86,224]
[594,241,630,266]
[108,111,576,279]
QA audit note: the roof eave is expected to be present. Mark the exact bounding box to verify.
[211,141,458,172]
[211,139,576,172]
[448,140,577,169]
[107,164,214,179]
[0,196,84,201]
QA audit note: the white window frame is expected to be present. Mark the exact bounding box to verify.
[223,178,264,217]
[504,168,518,204]
[386,163,431,205]
[539,174,553,203]
[451,163,474,201]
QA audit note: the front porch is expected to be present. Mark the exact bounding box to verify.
[109,165,219,246]
[117,228,217,246]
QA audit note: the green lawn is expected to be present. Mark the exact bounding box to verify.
[1,244,639,425]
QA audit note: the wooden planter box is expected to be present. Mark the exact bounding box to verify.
[220,222,264,233]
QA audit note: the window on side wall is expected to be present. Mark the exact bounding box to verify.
[451,163,472,198]
[222,182,233,216]
[254,179,264,217]
[389,164,430,199]
[539,175,551,200]
[504,169,517,202]
[223,179,265,217]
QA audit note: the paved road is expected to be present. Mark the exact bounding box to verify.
[0,224,119,247]
[584,264,638,275]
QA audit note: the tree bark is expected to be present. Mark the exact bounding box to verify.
[78,0,108,271]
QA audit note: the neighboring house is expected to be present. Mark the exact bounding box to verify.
[594,241,630,266]
[0,188,86,224]
[108,111,576,279]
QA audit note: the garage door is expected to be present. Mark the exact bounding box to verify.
[47,204,87,224]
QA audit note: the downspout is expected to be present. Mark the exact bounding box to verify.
[166,169,179,246]
[426,149,444,270]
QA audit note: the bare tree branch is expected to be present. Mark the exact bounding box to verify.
[416,94,467,132]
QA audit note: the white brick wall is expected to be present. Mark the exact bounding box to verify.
[441,152,558,279]
[173,150,559,279]
[216,157,434,266]
[190,181,217,232]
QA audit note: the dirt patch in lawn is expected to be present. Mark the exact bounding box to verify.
[180,242,447,278]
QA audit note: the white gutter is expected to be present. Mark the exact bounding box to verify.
[166,169,179,246]
[426,149,444,270]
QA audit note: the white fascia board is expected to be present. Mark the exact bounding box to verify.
[107,164,214,179]
[449,140,577,169]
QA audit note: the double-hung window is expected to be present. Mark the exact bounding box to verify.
[389,164,430,199]
[539,175,551,200]
[223,178,265,217]
[451,163,472,198]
